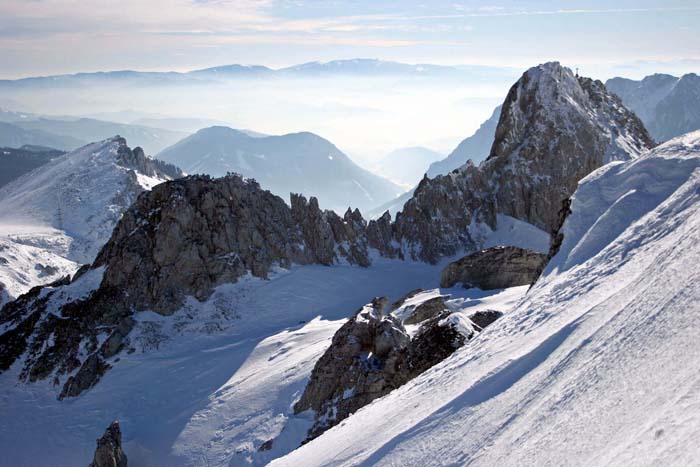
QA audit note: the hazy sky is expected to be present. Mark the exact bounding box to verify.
[1,0,699,79]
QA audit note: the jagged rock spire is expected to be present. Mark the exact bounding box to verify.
[90,421,127,467]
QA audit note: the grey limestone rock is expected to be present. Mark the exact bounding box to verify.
[90,421,127,467]
[440,246,547,290]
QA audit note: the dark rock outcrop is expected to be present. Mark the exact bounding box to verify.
[441,246,547,289]
[293,297,408,440]
[468,310,503,330]
[115,140,183,180]
[402,294,451,325]
[388,164,495,263]
[375,62,653,263]
[530,197,573,286]
[293,292,498,441]
[90,421,127,467]
[95,177,372,314]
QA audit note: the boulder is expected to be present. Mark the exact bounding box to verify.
[293,292,501,442]
[440,246,547,289]
[402,295,451,325]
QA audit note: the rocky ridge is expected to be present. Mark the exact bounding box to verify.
[0,173,376,399]
[386,62,653,263]
[0,63,654,398]
[0,136,185,302]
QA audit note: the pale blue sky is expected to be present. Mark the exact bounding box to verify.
[1,0,698,79]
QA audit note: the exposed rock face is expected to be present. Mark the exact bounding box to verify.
[441,246,547,289]
[90,421,127,467]
[389,162,496,263]
[293,298,406,440]
[487,67,653,232]
[468,310,503,330]
[293,292,496,441]
[531,197,573,286]
[291,194,370,268]
[373,62,653,263]
[115,141,182,180]
[402,294,450,325]
[95,176,371,314]
[0,271,129,400]
[366,210,400,258]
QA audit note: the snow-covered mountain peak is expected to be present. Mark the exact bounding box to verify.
[490,61,652,166]
[0,137,182,300]
[382,63,654,264]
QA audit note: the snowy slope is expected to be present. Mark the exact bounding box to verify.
[0,137,174,300]
[0,238,77,306]
[0,254,525,467]
[272,132,700,467]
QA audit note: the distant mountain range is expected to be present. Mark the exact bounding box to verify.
[427,105,502,177]
[0,59,517,86]
[606,73,700,142]
[0,121,83,150]
[157,126,404,212]
[0,145,65,188]
[9,117,188,155]
[373,146,443,186]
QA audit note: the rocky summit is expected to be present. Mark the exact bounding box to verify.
[384,62,653,263]
[94,175,371,314]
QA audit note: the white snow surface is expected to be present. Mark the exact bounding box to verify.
[481,214,550,253]
[0,237,77,306]
[272,132,700,466]
[0,137,169,300]
[0,252,525,467]
[0,256,526,467]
